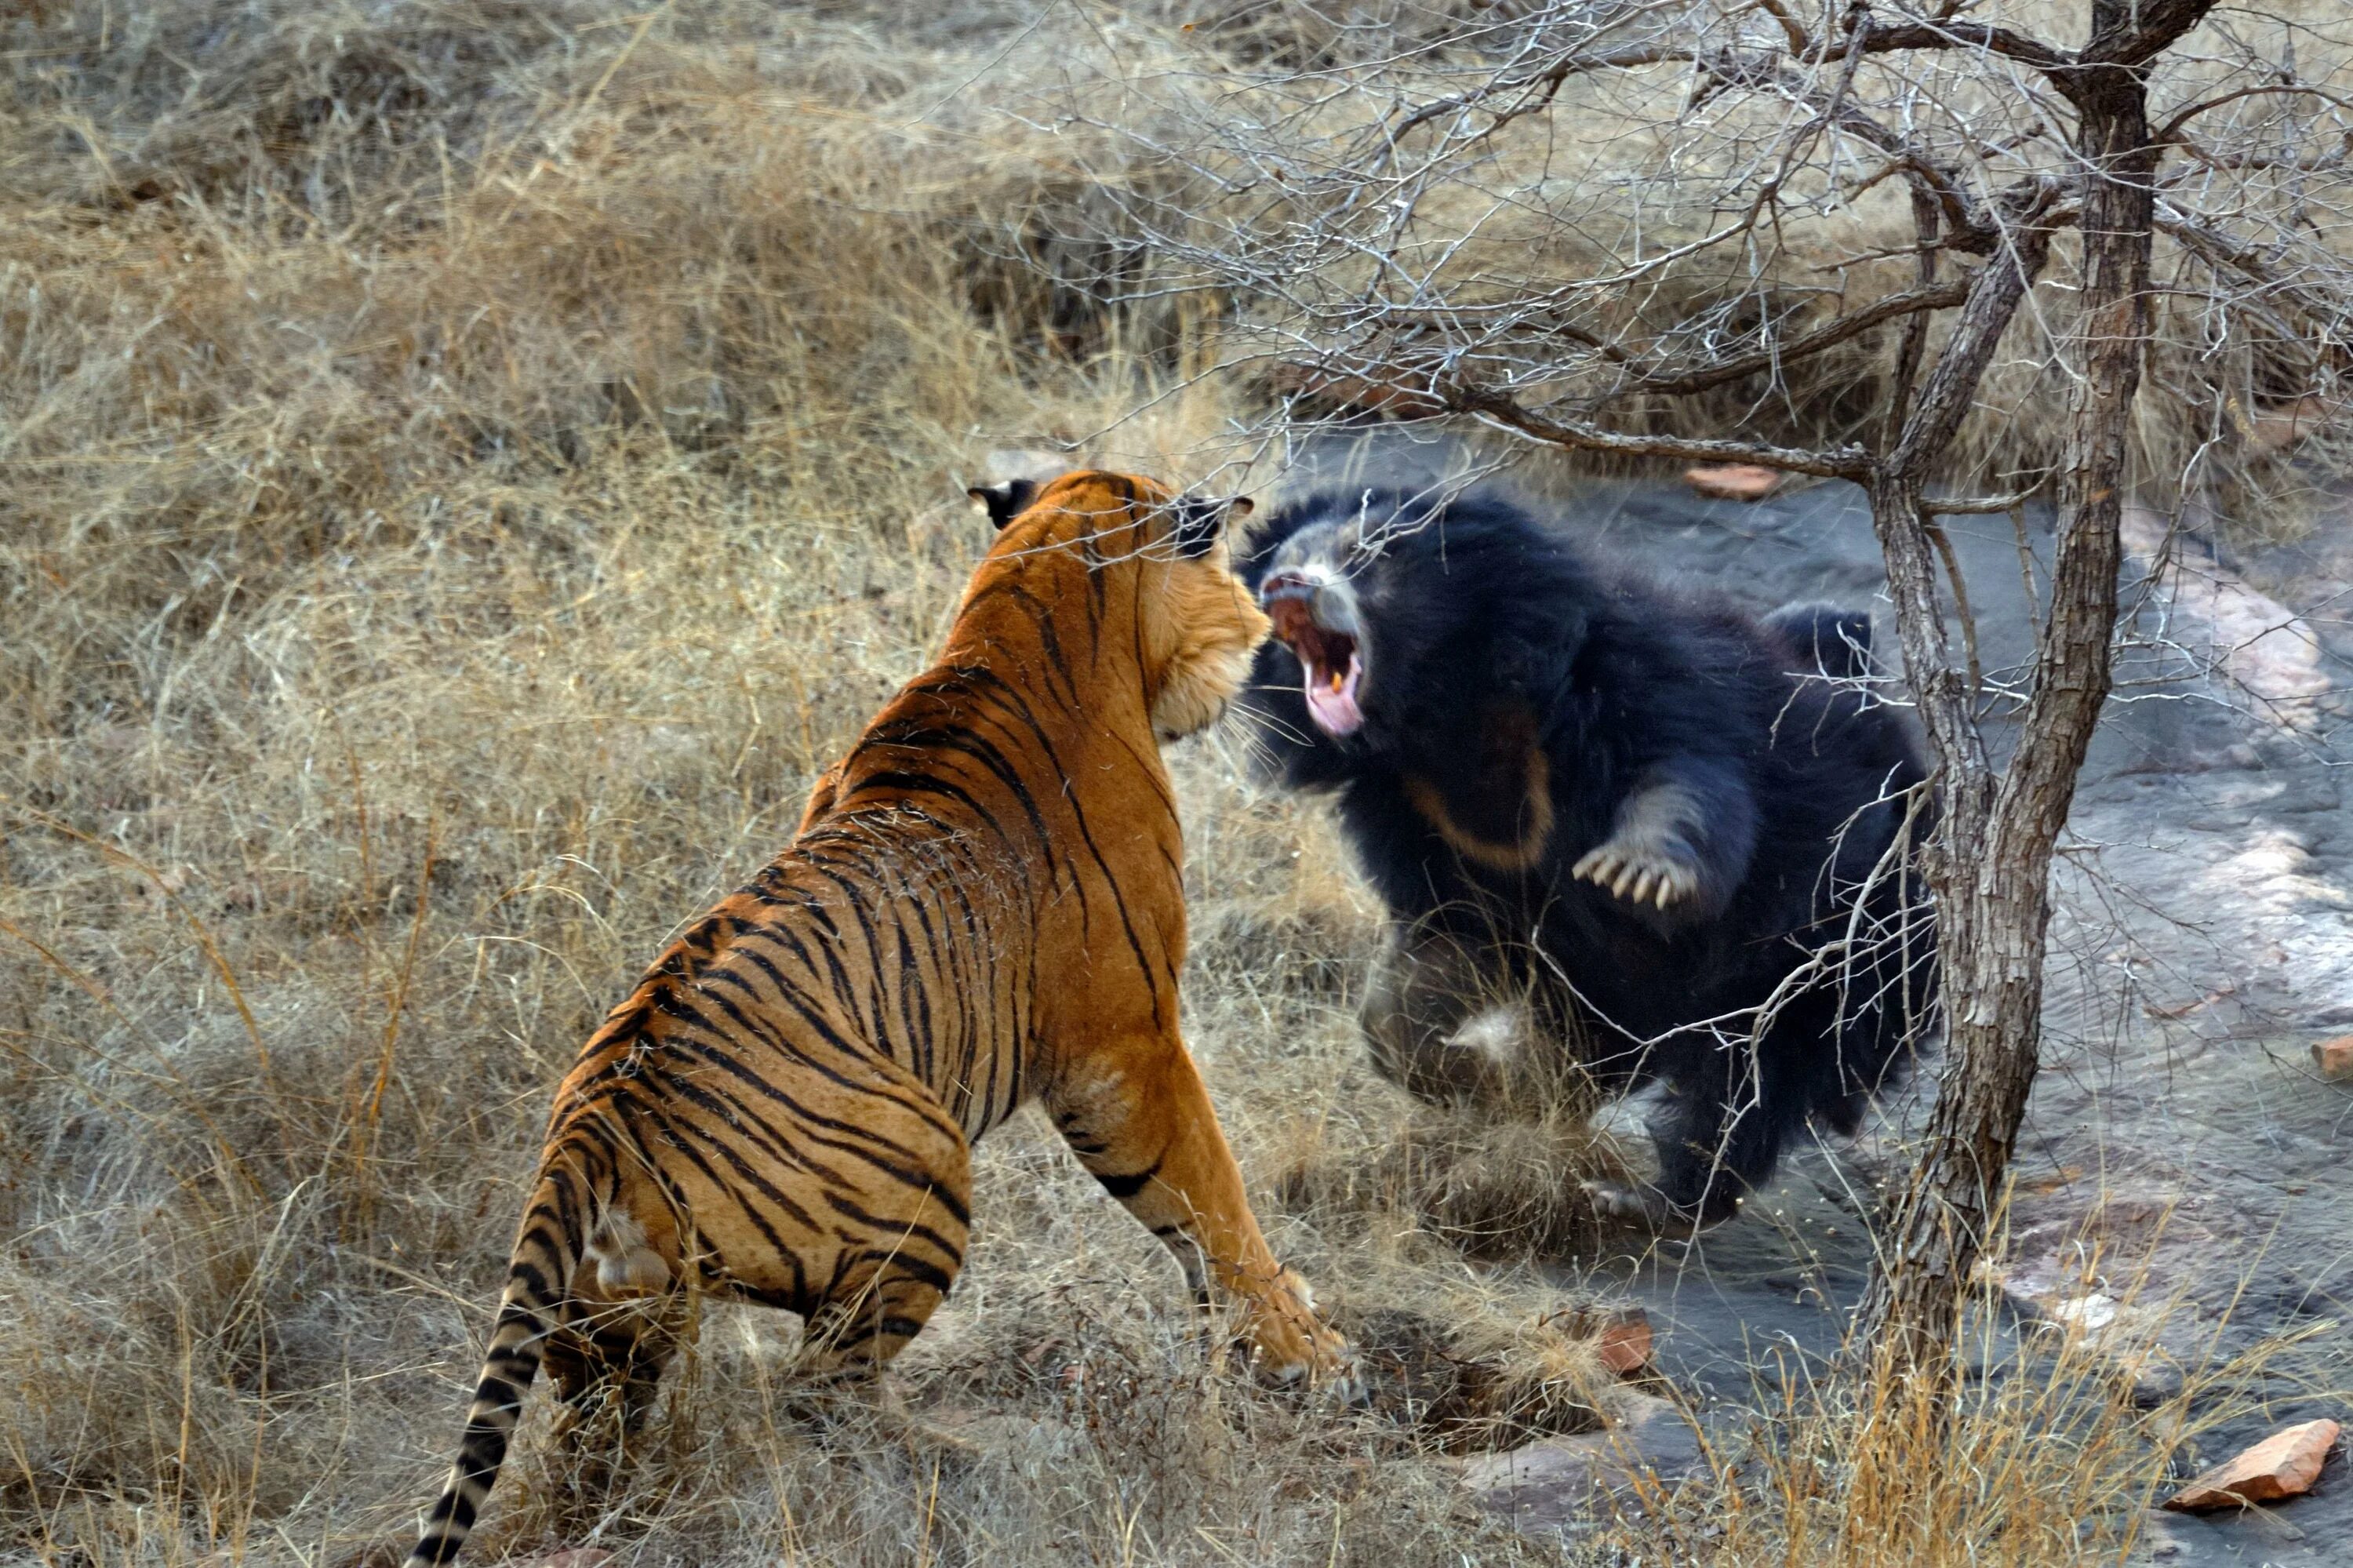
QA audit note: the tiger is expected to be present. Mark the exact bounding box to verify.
[400,469,1358,1566]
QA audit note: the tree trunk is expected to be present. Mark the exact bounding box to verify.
[1859,1,2204,1375]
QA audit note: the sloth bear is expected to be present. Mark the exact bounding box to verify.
[1238,485,1936,1231]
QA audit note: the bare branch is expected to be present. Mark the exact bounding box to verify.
[2081,0,2221,69]
[2155,206,2353,338]
[1752,0,1812,58]
[1607,276,1974,400]
[1922,486,2047,515]
[1859,20,2077,76]
[2155,82,2353,145]
[1890,199,2060,480]
[1445,382,1870,478]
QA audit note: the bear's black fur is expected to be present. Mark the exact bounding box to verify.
[1238,485,1936,1229]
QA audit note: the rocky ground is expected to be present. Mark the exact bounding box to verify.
[1297,438,2353,1563]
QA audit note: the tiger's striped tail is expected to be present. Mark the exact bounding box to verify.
[405,1162,594,1567]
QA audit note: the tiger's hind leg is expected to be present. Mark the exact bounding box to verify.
[542,1210,686,1519]
[793,1111,973,1391]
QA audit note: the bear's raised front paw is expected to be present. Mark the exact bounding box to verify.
[1571,836,1704,910]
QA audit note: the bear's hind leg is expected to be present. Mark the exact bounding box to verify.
[1586,1025,1807,1233]
[1362,919,1529,1107]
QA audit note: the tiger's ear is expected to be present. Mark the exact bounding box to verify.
[1167,495,1254,558]
[967,478,1041,531]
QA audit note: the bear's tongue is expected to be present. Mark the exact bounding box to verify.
[1304,650,1363,737]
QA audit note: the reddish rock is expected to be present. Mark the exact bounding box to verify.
[1682,464,1782,501]
[510,1552,615,1568]
[2162,1418,2339,1512]
[2314,1034,2353,1082]
[1595,1310,1653,1377]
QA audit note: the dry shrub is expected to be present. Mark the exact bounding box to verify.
[1341,1305,1618,1456]
[0,1268,260,1514]
[1043,0,2353,535]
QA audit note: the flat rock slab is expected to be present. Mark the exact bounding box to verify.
[1458,1393,1707,1531]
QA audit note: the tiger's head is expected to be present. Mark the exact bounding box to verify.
[969,471,1268,741]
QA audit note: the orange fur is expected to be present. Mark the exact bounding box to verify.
[400,471,1351,1567]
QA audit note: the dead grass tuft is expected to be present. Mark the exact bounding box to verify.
[1277,1104,1630,1264]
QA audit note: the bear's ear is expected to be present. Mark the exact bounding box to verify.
[1166,495,1253,558]
[968,478,1042,531]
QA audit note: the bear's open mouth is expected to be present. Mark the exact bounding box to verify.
[1264,591,1365,737]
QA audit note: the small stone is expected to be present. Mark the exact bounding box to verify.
[2162,1418,2340,1512]
[2313,1035,2353,1082]
[511,1552,615,1568]
[1682,463,1783,501]
[1594,1310,1653,1377]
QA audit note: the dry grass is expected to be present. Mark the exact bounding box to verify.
[0,3,2311,1565]
[1626,1209,2333,1568]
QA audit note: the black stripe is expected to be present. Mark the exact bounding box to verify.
[470,1373,525,1411]
[633,1064,825,1231]
[818,1190,963,1262]
[846,1251,956,1296]
[662,1028,969,1191]
[1091,1160,1160,1200]
[957,581,1084,712]
[846,769,1022,859]
[416,1515,466,1553]
[801,863,890,1042]
[649,1104,830,1245]
[861,719,1060,860]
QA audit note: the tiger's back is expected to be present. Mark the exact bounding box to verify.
[401,471,1354,1566]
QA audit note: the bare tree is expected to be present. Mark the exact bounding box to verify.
[1039,0,2353,1376]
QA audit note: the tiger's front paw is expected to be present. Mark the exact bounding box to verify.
[1571,834,1704,911]
[1238,1267,1366,1404]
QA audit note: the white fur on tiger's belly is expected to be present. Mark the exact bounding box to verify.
[1446,1001,1534,1066]
[586,1210,671,1297]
